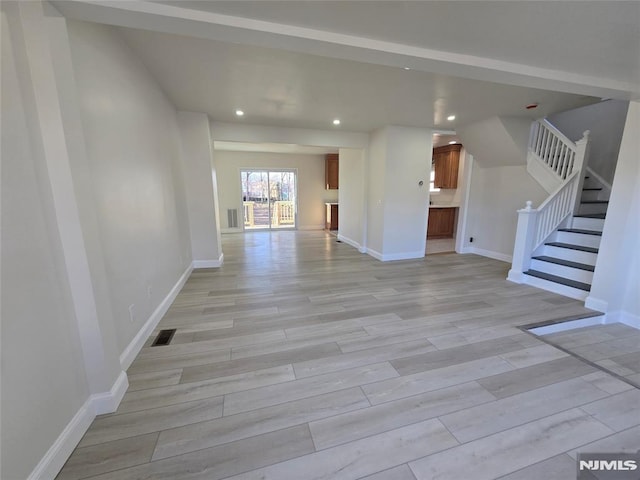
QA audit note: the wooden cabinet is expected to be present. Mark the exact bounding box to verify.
[325,203,338,231]
[427,207,457,239]
[325,154,339,190]
[433,144,461,189]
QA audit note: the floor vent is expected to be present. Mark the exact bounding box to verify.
[151,329,176,347]
[228,209,239,228]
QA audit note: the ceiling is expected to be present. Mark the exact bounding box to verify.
[53,1,639,146]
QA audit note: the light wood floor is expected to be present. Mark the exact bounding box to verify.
[57,231,640,480]
[542,323,640,388]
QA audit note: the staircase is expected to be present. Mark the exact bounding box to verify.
[508,119,604,300]
[521,174,608,299]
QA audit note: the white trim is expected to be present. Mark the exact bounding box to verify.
[298,224,325,231]
[366,248,384,261]
[366,248,425,262]
[90,370,128,415]
[193,253,224,269]
[221,227,243,234]
[605,311,640,330]
[585,165,613,191]
[527,315,606,335]
[461,246,512,263]
[585,295,608,313]
[119,264,193,370]
[27,400,95,480]
[506,269,525,284]
[336,234,366,253]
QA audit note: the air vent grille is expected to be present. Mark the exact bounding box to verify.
[151,329,176,347]
[228,208,239,228]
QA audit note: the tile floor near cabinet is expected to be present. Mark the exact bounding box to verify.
[57,231,640,480]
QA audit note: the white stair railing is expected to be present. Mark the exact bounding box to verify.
[508,125,590,284]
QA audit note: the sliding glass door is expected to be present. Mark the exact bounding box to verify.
[241,169,297,230]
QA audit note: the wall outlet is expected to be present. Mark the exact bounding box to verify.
[469,237,474,243]
[128,304,135,323]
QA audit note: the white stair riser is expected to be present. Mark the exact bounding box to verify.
[572,217,605,231]
[578,203,608,215]
[530,259,594,284]
[522,274,589,301]
[554,231,602,249]
[581,190,603,202]
[542,245,598,265]
[582,178,602,189]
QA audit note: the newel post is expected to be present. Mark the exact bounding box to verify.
[572,130,591,214]
[507,201,538,283]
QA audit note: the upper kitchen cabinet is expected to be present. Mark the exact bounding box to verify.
[325,154,339,190]
[433,144,461,189]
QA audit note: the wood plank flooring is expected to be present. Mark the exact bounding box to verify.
[57,231,639,480]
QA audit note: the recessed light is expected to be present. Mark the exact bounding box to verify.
[404,67,411,71]
[333,119,341,125]
[449,140,457,145]
[235,110,244,116]
[447,115,456,121]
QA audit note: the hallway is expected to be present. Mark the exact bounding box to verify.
[57,231,640,480]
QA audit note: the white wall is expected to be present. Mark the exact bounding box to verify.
[366,126,432,260]
[382,127,432,259]
[1,11,90,479]
[215,151,334,231]
[463,165,547,261]
[547,100,629,185]
[366,128,387,255]
[67,19,192,355]
[177,111,222,266]
[587,101,640,325]
[457,116,530,167]
[337,148,367,252]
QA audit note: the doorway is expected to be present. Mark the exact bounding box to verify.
[241,169,297,230]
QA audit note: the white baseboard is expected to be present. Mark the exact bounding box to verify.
[506,269,524,283]
[27,399,95,480]
[366,248,425,262]
[336,234,366,253]
[221,227,243,234]
[90,370,128,415]
[585,296,608,313]
[461,246,512,263]
[120,263,193,370]
[193,253,224,269]
[604,311,640,330]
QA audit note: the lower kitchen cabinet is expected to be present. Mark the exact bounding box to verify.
[427,207,456,239]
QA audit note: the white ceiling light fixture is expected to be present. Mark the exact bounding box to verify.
[447,115,456,121]
[332,119,341,125]
[235,109,244,116]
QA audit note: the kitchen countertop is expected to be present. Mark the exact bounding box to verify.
[429,204,459,208]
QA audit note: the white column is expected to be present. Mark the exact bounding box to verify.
[7,1,124,410]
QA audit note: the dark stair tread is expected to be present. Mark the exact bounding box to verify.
[545,242,599,254]
[582,188,602,191]
[557,228,602,236]
[574,213,606,219]
[532,255,595,272]
[524,270,591,291]
[580,200,609,204]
